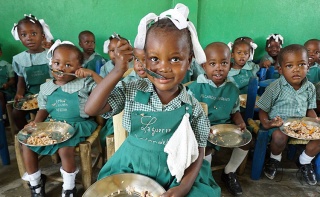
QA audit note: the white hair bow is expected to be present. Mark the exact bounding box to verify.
[11,14,54,42]
[266,34,284,47]
[134,3,206,64]
[47,39,74,65]
[227,42,233,50]
[249,42,258,61]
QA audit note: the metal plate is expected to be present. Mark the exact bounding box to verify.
[208,124,252,147]
[83,173,166,197]
[281,117,320,140]
[239,94,260,108]
[13,95,39,111]
[17,122,75,146]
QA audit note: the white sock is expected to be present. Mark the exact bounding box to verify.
[22,170,42,193]
[2,114,6,120]
[270,152,282,162]
[60,167,79,197]
[224,148,248,174]
[299,151,314,165]
[204,154,212,164]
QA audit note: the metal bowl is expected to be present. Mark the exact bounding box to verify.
[13,95,39,111]
[208,124,252,147]
[17,122,75,146]
[83,173,166,197]
[281,117,320,140]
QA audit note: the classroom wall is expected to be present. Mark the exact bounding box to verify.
[0,0,319,62]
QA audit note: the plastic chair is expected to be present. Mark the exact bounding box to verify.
[244,76,259,124]
[0,105,10,165]
[14,116,104,190]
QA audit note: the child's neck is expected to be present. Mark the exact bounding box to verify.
[232,62,245,69]
[155,85,180,105]
[83,51,94,60]
[27,48,45,54]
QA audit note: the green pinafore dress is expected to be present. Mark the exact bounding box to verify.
[24,61,51,95]
[0,64,15,99]
[231,69,254,94]
[98,91,220,196]
[29,87,97,155]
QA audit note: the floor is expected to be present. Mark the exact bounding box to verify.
[1,127,320,197]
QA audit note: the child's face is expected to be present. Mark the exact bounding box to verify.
[232,43,250,67]
[202,45,231,87]
[133,48,147,78]
[108,38,118,63]
[266,40,281,58]
[18,22,44,53]
[51,47,82,84]
[145,29,191,93]
[304,41,320,66]
[279,51,308,90]
[79,34,95,55]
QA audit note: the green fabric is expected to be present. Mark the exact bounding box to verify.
[83,53,106,72]
[24,64,50,94]
[0,61,15,98]
[98,91,220,196]
[99,118,114,147]
[306,63,320,84]
[256,75,316,120]
[28,87,97,155]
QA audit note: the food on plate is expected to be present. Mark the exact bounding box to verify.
[283,120,320,139]
[21,97,38,110]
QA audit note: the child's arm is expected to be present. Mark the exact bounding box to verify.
[259,109,283,129]
[75,68,103,84]
[85,39,133,116]
[15,76,26,101]
[231,111,246,130]
[2,77,15,89]
[163,147,205,197]
[306,109,317,118]
[25,109,49,127]
[316,100,320,115]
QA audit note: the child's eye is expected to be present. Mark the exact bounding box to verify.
[109,50,114,53]
[298,63,307,67]
[237,52,241,55]
[209,62,215,67]
[85,41,89,44]
[20,33,26,37]
[285,64,293,69]
[150,57,158,62]
[32,32,37,36]
[53,62,59,66]
[171,57,180,63]
[66,64,71,68]
[222,62,228,66]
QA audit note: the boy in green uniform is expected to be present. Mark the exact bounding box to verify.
[257,44,320,185]
[188,42,248,196]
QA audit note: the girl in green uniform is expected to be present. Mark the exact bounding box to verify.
[188,42,249,196]
[85,4,220,197]
[11,14,53,131]
[21,41,101,197]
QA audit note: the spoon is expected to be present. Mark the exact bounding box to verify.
[112,32,165,79]
[17,94,39,102]
[50,69,77,77]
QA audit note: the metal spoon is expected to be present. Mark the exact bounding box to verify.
[50,68,77,77]
[112,32,165,79]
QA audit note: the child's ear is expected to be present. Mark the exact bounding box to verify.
[278,65,283,75]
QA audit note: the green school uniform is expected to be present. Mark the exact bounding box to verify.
[83,52,106,72]
[12,50,51,94]
[98,89,220,196]
[228,62,259,94]
[307,63,320,84]
[28,78,97,155]
[0,60,15,99]
[181,58,204,84]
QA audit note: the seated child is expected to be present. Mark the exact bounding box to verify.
[79,30,106,72]
[122,48,147,82]
[257,44,320,185]
[100,34,133,78]
[0,44,16,122]
[228,39,271,94]
[181,58,205,84]
[11,14,53,131]
[85,4,221,196]
[187,42,248,196]
[21,41,101,196]
[231,36,258,62]
[261,34,284,78]
[304,39,320,84]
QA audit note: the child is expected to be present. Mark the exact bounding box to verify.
[261,34,284,78]
[187,42,248,196]
[100,34,133,77]
[122,48,147,82]
[21,41,100,196]
[229,36,258,62]
[257,44,320,185]
[228,39,270,94]
[85,4,220,196]
[304,39,320,84]
[11,14,53,131]
[181,58,205,84]
[0,44,16,122]
[78,30,106,72]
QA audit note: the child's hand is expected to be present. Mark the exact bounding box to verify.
[269,116,283,127]
[237,122,247,131]
[75,68,93,78]
[2,83,8,90]
[260,60,271,68]
[160,186,186,197]
[14,94,24,102]
[114,39,133,72]
[24,121,36,128]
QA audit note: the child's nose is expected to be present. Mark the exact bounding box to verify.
[158,61,171,73]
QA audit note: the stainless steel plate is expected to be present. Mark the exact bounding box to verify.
[281,117,320,140]
[208,124,252,147]
[13,95,39,111]
[17,122,75,146]
[239,94,260,108]
[83,173,166,197]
